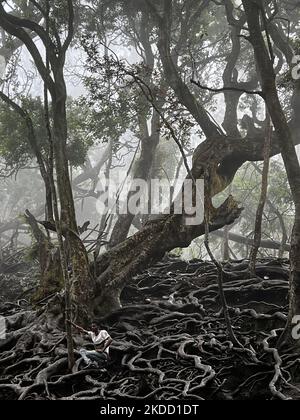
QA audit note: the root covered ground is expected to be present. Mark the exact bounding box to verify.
[1,257,299,400]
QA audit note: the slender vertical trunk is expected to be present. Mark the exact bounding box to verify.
[252,162,288,259]
[49,174,75,370]
[51,68,95,324]
[109,11,160,248]
[109,111,161,247]
[204,171,241,347]
[222,185,232,261]
[249,113,272,274]
[43,0,74,367]
[222,225,230,261]
[243,0,300,344]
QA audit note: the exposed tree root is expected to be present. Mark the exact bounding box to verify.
[0,257,299,400]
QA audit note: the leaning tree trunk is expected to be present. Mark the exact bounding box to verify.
[93,135,246,316]
[93,98,300,317]
[94,198,241,316]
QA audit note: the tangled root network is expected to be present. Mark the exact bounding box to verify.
[1,257,300,400]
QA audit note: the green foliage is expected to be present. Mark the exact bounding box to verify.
[0,101,32,167]
[65,98,95,166]
[78,75,136,146]
[0,96,95,169]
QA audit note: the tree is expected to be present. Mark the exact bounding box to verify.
[0,1,94,323]
[241,0,300,344]
[1,1,300,346]
[89,0,300,322]
[249,113,272,274]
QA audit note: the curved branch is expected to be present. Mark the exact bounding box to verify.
[150,0,223,139]
[0,4,55,95]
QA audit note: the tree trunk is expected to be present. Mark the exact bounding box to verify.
[109,11,160,248]
[249,113,272,274]
[222,225,230,261]
[51,72,95,324]
[95,185,242,317]
[24,210,63,301]
[93,90,300,315]
[252,163,289,258]
[109,112,161,247]
[242,0,300,345]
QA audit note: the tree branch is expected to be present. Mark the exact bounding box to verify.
[190,79,265,98]
[0,3,55,95]
[150,0,223,139]
[212,230,290,252]
[62,0,74,54]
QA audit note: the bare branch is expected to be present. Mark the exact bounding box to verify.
[190,79,265,98]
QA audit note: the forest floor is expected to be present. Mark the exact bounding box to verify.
[1,255,300,400]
